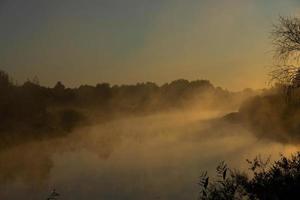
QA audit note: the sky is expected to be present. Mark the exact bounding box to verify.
[0,0,300,90]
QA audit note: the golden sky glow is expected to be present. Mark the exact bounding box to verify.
[1,0,300,90]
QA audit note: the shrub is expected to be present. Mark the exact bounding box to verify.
[199,153,300,200]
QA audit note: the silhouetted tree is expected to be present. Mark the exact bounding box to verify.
[270,16,300,102]
[272,16,300,62]
[0,70,11,89]
[54,81,65,91]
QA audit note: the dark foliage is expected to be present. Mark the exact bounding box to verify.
[236,85,300,143]
[0,70,254,149]
[199,153,300,200]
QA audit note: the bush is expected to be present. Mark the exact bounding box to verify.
[199,153,300,200]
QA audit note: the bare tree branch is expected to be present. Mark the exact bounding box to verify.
[272,16,300,63]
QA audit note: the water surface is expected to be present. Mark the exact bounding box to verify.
[0,110,297,199]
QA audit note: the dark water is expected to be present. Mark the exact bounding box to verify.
[0,111,297,200]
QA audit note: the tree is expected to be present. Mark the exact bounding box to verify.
[272,16,300,62]
[0,70,12,91]
[270,16,300,102]
[54,81,65,91]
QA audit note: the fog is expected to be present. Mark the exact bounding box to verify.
[1,70,300,199]
[0,108,298,200]
[2,11,300,199]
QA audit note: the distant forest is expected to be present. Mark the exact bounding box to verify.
[0,70,254,149]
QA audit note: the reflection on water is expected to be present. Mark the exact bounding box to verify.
[0,110,298,200]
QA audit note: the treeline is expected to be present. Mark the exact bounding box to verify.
[225,85,300,144]
[0,70,254,148]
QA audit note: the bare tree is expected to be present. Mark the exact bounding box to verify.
[270,16,300,102]
[272,16,300,62]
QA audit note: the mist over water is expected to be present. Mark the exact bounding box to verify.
[2,3,300,198]
[0,108,298,200]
